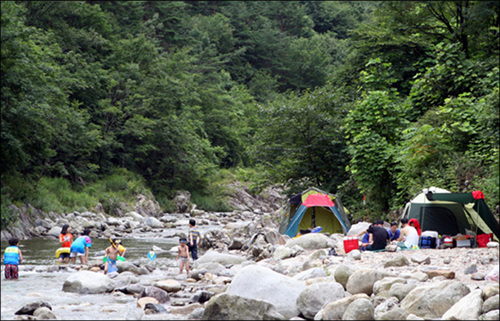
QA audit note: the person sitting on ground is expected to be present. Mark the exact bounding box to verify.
[365,221,389,251]
[387,221,401,242]
[397,218,419,249]
[104,238,121,275]
[408,218,422,236]
[356,220,383,251]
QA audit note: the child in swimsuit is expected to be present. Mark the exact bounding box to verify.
[104,238,121,275]
[176,238,190,276]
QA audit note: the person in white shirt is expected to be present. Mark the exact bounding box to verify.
[397,218,419,249]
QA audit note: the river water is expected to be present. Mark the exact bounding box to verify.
[1,224,216,320]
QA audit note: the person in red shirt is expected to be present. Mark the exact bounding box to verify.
[58,224,73,263]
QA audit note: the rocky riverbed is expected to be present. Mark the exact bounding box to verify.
[2,186,499,320]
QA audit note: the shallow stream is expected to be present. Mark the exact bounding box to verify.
[1,224,216,320]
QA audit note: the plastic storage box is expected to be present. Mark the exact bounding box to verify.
[343,236,359,254]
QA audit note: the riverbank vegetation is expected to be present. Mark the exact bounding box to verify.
[2,1,498,229]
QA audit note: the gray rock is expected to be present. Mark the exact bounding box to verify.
[334,264,357,289]
[376,307,407,320]
[62,271,115,294]
[285,233,335,250]
[373,297,399,318]
[389,283,416,301]
[383,255,410,267]
[410,253,431,264]
[401,280,471,319]
[296,281,345,319]
[194,250,246,267]
[479,309,499,320]
[316,293,370,320]
[442,289,483,320]
[373,277,406,296]
[346,269,394,296]
[483,294,499,314]
[144,217,164,228]
[138,286,170,304]
[15,302,52,315]
[342,298,374,320]
[464,264,478,274]
[226,265,306,319]
[32,307,57,320]
[202,293,285,320]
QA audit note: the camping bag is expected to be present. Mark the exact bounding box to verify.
[476,233,493,248]
[343,236,359,254]
[419,236,436,249]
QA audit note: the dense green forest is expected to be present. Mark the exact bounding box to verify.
[2,1,499,227]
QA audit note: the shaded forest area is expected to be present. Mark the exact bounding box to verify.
[2,1,499,226]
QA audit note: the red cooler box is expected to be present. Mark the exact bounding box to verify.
[343,236,359,254]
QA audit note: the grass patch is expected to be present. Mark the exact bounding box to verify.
[9,168,153,215]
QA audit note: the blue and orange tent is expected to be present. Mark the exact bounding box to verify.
[279,187,351,238]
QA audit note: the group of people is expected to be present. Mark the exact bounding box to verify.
[176,219,202,275]
[2,218,203,279]
[57,225,93,264]
[357,218,422,251]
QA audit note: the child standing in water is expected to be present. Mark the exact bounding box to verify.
[188,219,202,261]
[58,224,73,263]
[2,237,23,279]
[176,238,190,276]
[104,238,121,275]
[70,228,92,264]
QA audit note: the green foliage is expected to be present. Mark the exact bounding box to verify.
[252,87,349,196]
[1,1,498,221]
[1,186,17,229]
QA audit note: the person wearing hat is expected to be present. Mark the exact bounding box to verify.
[104,238,121,275]
[114,239,127,258]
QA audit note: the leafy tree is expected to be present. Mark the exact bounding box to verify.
[343,59,409,213]
[251,87,349,195]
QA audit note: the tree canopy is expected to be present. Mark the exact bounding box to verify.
[2,1,498,224]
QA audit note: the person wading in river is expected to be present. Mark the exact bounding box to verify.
[70,228,92,264]
[3,237,23,279]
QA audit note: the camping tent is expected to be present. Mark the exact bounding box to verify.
[279,187,351,238]
[401,187,499,241]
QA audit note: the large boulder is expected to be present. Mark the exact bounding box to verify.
[347,222,371,237]
[441,289,483,320]
[226,265,306,319]
[316,293,370,320]
[143,216,164,228]
[296,281,345,319]
[193,250,246,268]
[346,269,394,296]
[342,298,374,320]
[285,233,335,250]
[202,293,285,320]
[62,271,115,294]
[173,190,192,213]
[401,280,471,319]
